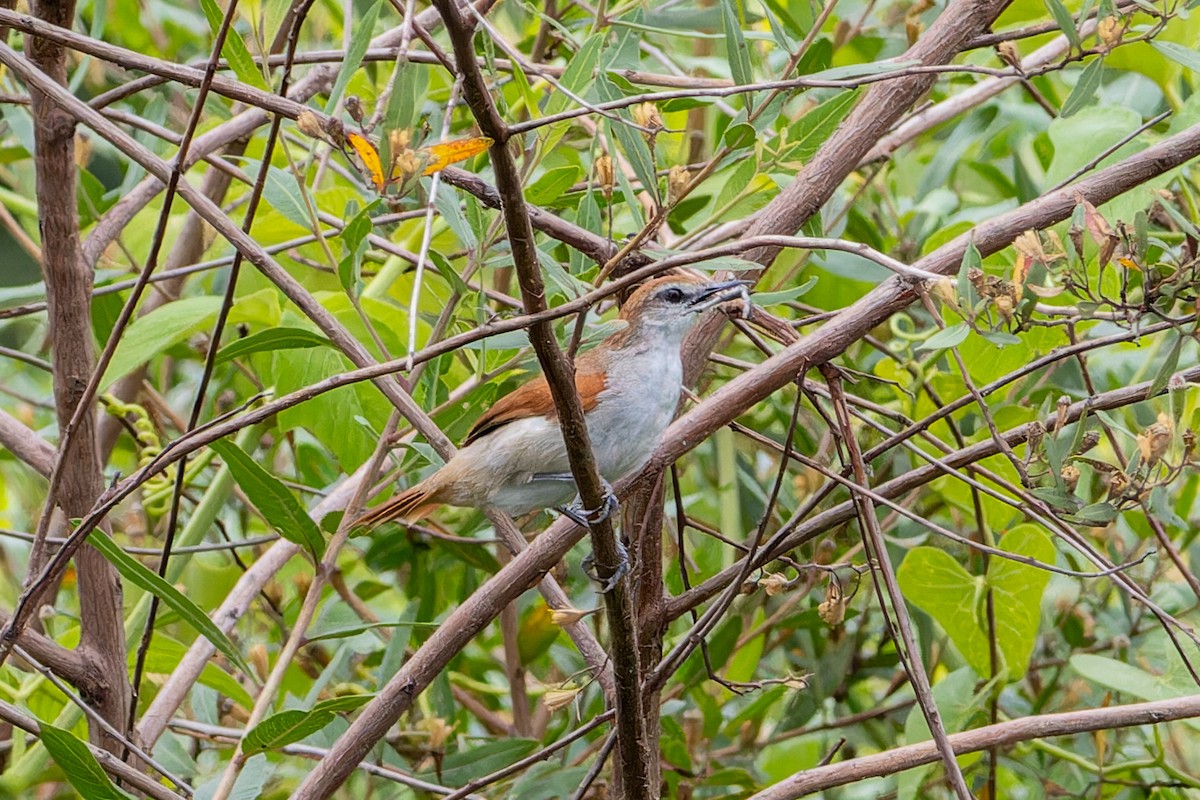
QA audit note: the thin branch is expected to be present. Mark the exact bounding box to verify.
[823,364,972,799]
[747,693,1200,799]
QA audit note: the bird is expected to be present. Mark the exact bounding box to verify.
[354,273,751,531]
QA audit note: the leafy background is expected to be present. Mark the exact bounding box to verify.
[1,0,1200,797]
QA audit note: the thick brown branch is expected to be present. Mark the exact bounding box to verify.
[26,0,128,756]
[413,4,649,800]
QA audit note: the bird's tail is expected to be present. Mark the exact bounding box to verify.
[352,483,442,530]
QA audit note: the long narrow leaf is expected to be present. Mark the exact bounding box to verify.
[39,725,134,800]
[86,530,252,676]
[208,440,326,561]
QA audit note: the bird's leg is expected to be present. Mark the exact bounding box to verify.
[581,539,629,593]
[535,473,620,527]
[536,473,627,592]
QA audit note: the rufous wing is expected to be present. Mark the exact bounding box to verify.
[464,366,607,446]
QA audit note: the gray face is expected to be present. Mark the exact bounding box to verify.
[639,279,753,334]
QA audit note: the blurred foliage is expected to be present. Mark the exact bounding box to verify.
[1,0,1200,797]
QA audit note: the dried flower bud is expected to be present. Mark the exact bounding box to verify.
[996,41,1021,68]
[994,293,1015,322]
[1137,416,1172,465]
[1054,396,1071,433]
[682,710,704,752]
[550,606,597,626]
[542,686,581,713]
[1013,230,1045,261]
[1060,464,1081,493]
[594,154,614,199]
[668,165,691,204]
[297,110,325,139]
[1106,471,1129,502]
[1097,15,1121,51]
[249,643,270,682]
[344,95,365,124]
[817,580,846,626]
[632,101,663,133]
[932,277,957,306]
[417,716,453,750]
[1026,420,1045,456]
[1077,430,1100,455]
[74,133,92,169]
[1012,255,1029,298]
[759,572,789,596]
[967,267,986,292]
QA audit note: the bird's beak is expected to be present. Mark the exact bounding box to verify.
[687,279,754,314]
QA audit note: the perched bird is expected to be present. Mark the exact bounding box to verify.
[354,273,751,529]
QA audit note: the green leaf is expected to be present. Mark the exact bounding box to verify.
[1043,0,1080,50]
[1070,654,1178,701]
[720,0,753,93]
[102,296,221,384]
[544,35,603,118]
[916,322,970,352]
[722,122,756,151]
[743,278,816,306]
[137,635,254,709]
[338,200,375,294]
[1070,502,1118,525]
[525,166,583,206]
[789,89,860,162]
[39,724,134,800]
[434,739,541,785]
[1060,57,1104,117]
[87,530,251,677]
[243,695,373,754]
[1152,40,1200,75]
[324,0,383,112]
[1148,333,1182,399]
[216,327,333,365]
[897,548,990,675]
[208,439,326,561]
[898,526,1053,680]
[986,525,1055,678]
[715,155,757,211]
[256,161,313,229]
[199,0,269,91]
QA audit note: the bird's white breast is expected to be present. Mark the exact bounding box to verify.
[442,338,685,516]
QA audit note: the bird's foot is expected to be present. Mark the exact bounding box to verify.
[551,476,619,528]
[582,539,629,593]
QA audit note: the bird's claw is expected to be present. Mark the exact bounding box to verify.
[582,539,630,593]
[556,478,618,528]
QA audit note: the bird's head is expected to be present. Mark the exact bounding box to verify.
[618,274,752,341]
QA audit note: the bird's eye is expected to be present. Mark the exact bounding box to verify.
[658,287,685,303]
